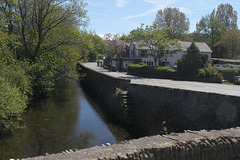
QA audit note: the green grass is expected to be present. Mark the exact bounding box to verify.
[222,81,233,85]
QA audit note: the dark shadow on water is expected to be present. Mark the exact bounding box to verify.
[0,79,132,160]
[79,82,148,139]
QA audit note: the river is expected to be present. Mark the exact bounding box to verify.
[0,79,131,159]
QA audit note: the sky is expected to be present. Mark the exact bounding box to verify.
[85,0,240,36]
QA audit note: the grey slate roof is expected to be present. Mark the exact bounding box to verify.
[126,41,212,53]
[135,42,150,50]
[211,58,240,63]
[179,41,212,53]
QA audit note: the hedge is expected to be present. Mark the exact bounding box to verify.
[127,64,223,83]
[127,64,176,79]
[216,67,240,83]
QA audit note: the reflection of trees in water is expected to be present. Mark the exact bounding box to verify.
[0,79,94,159]
[81,84,132,142]
[0,79,132,159]
[23,79,94,157]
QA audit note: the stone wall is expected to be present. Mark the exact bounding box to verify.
[25,127,240,160]
[80,64,130,113]
[25,64,240,159]
[81,63,240,135]
[129,83,240,134]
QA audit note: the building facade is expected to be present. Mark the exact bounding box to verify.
[127,41,212,67]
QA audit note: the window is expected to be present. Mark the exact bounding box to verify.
[140,51,148,57]
[124,61,133,68]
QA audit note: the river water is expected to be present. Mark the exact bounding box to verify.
[0,80,131,159]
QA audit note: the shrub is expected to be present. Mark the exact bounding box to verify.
[155,66,176,78]
[215,67,240,83]
[29,61,55,99]
[127,63,148,76]
[0,78,28,134]
[177,42,208,78]
[0,62,29,134]
[128,63,176,78]
[197,65,223,83]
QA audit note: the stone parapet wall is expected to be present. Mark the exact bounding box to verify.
[80,63,130,111]
[129,83,240,134]
[80,63,240,134]
[25,128,240,160]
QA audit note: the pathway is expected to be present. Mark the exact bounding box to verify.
[82,62,240,97]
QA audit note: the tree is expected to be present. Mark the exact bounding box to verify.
[195,9,226,50]
[177,42,208,77]
[154,7,190,39]
[221,29,240,59]
[129,23,182,66]
[212,41,229,58]
[87,33,107,61]
[104,33,125,58]
[16,0,88,62]
[217,3,238,29]
[76,31,106,62]
[0,0,90,134]
[0,0,20,34]
[0,30,31,134]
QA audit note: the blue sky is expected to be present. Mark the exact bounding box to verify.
[85,0,240,36]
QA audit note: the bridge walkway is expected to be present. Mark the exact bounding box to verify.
[82,62,240,97]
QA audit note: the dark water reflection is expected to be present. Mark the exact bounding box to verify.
[0,79,131,159]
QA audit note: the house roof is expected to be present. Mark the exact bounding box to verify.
[126,41,212,53]
[135,42,150,50]
[179,41,212,53]
[211,58,240,63]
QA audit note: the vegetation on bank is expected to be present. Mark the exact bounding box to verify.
[215,67,240,83]
[0,0,107,135]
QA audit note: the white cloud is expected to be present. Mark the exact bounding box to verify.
[97,34,105,39]
[178,7,193,14]
[86,1,106,7]
[117,0,127,7]
[124,0,178,20]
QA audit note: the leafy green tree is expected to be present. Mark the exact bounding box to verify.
[129,23,182,66]
[154,7,190,40]
[77,31,106,62]
[221,29,240,59]
[212,41,229,58]
[16,0,88,62]
[177,42,208,77]
[0,75,28,134]
[0,0,90,134]
[0,30,31,134]
[0,0,19,34]
[195,9,226,50]
[217,3,238,29]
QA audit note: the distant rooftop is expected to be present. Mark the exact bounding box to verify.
[126,41,212,53]
[212,58,240,63]
[179,41,212,53]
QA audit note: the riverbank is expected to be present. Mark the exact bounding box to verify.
[21,62,240,159]
[0,79,131,160]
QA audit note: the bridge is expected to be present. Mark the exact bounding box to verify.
[26,62,240,159]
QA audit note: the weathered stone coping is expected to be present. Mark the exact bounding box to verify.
[25,127,240,160]
[82,62,240,97]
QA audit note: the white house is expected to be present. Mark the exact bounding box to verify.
[127,41,212,67]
